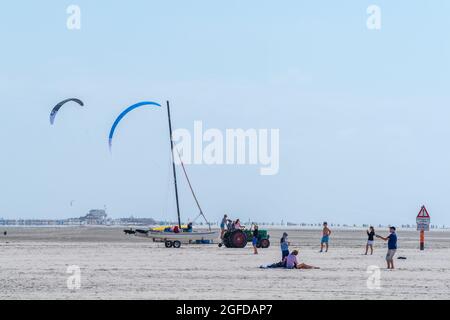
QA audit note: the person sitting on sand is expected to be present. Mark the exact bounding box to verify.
[280,232,290,260]
[286,250,320,269]
[365,226,375,255]
[376,226,397,270]
[319,222,331,253]
[262,261,286,269]
[260,256,287,269]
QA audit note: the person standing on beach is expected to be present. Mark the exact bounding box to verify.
[280,232,290,260]
[319,222,331,252]
[220,214,229,239]
[252,224,259,254]
[365,226,375,255]
[376,226,397,269]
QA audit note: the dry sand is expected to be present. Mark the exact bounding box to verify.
[1,227,449,299]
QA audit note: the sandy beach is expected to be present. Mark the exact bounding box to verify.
[1,227,449,300]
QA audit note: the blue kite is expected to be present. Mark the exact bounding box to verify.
[108,101,161,150]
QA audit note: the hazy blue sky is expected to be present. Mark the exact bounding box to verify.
[1,1,449,226]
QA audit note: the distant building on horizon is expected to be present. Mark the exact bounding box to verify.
[80,209,107,225]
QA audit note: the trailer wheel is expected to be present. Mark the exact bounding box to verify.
[165,240,173,248]
[173,240,181,248]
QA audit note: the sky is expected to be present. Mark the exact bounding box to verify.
[1,1,449,226]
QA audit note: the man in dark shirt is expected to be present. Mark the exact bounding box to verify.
[376,226,398,269]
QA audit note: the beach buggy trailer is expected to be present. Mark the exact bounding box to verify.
[148,229,219,248]
[124,227,219,248]
[219,228,270,248]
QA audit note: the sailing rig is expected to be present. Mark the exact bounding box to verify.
[127,101,219,247]
[166,100,212,229]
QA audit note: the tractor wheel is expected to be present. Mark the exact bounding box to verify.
[165,240,173,248]
[260,239,270,248]
[230,230,247,248]
[223,232,232,248]
[173,240,181,248]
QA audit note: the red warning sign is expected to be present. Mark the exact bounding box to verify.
[417,206,430,218]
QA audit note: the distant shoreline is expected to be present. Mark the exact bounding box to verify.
[1,224,448,231]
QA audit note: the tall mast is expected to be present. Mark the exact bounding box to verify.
[166,101,181,228]
[175,148,211,231]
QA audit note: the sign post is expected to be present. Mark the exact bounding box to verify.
[416,205,431,251]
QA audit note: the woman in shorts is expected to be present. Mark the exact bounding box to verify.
[365,226,375,255]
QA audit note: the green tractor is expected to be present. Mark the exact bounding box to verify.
[219,228,271,248]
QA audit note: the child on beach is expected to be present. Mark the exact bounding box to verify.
[252,224,259,254]
[319,222,331,253]
[286,250,320,269]
[365,226,375,255]
[280,232,290,260]
[376,226,397,269]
